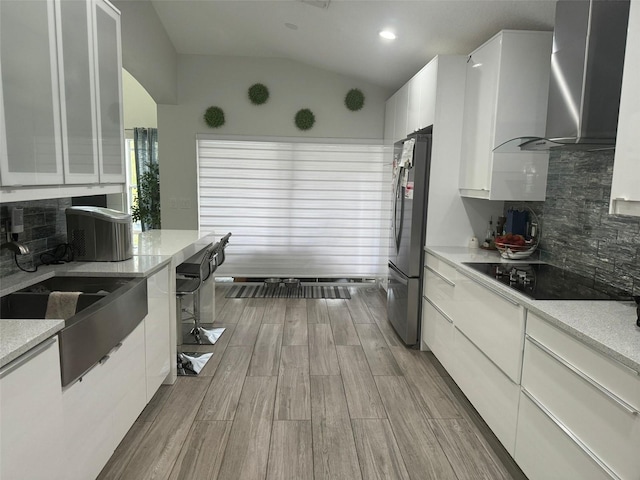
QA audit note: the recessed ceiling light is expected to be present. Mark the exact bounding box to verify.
[285,23,298,30]
[379,30,396,40]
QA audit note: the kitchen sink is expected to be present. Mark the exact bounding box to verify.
[0,275,148,387]
[1,276,134,319]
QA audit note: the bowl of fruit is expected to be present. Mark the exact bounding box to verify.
[494,233,537,259]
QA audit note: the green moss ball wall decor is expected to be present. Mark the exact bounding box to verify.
[294,109,315,130]
[248,83,270,105]
[204,106,225,128]
[345,88,365,111]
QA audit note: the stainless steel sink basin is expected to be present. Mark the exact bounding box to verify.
[1,277,133,319]
[1,275,148,387]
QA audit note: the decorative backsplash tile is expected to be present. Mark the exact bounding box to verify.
[506,150,640,296]
[0,198,71,277]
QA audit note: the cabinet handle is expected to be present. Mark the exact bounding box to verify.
[521,388,622,480]
[456,326,517,384]
[424,296,454,324]
[526,335,638,416]
[98,342,123,365]
[457,269,520,306]
[425,264,455,286]
[0,337,56,379]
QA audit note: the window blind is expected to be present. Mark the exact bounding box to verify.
[197,137,390,279]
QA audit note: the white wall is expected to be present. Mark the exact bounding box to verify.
[158,55,390,229]
[113,0,177,105]
[123,69,157,129]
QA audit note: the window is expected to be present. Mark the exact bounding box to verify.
[124,137,141,231]
[197,136,390,279]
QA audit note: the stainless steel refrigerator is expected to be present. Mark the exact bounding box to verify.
[387,133,432,345]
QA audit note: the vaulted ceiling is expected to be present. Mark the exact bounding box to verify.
[150,0,556,91]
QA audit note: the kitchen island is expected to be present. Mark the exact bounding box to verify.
[0,229,217,370]
[0,229,218,480]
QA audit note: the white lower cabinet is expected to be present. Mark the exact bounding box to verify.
[62,321,146,480]
[515,391,612,480]
[519,313,640,480]
[0,338,63,480]
[451,326,520,455]
[145,265,171,400]
[421,297,455,373]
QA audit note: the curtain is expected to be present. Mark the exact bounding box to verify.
[197,137,389,278]
[133,128,160,231]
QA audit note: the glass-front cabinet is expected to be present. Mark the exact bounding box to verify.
[57,0,100,184]
[94,0,125,184]
[0,0,124,190]
[0,0,64,186]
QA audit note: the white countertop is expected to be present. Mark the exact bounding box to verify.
[426,246,640,373]
[0,320,64,369]
[0,229,217,369]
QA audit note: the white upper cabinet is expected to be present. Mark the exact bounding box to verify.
[0,0,124,192]
[393,84,409,143]
[94,0,125,184]
[57,0,100,184]
[0,0,64,186]
[459,30,553,201]
[407,61,438,134]
[610,1,640,217]
[384,90,396,146]
[386,59,440,144]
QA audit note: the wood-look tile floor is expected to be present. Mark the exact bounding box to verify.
[98,285,528,480]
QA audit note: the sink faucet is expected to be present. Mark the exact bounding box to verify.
[1,241,29,255]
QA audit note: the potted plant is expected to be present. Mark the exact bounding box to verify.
[131,161,161,231]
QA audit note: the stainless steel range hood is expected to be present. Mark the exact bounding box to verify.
[497,0,630,152]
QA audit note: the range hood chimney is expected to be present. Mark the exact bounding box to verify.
[498,0,630,152]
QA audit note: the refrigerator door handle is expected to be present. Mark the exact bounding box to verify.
[388,263,408,286]
[392,169,404,253]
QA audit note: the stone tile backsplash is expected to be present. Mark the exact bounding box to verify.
[0,198,70,277]
[506,149,640,296]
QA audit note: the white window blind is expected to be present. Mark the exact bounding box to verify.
[197,137,390,279]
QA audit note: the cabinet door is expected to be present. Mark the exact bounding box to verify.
[0,338,63,480]
[56,0,100,184]
[93,0,125,183]
[145,265,172,400]
[416,61,438,130]
[393,83,409,142]
[384,94,396,146]
[610,0,640,217]
[459,36,500,192]
[0,0,64,186]
[407,74,421,134]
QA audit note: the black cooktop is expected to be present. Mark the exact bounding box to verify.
[463,262,634,301]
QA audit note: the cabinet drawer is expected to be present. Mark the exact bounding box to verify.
[522,337,640,480]
[452,327,520,454]
[515,391,612,480]
[425,253,458,288]
[455,273,525,382]
[527,312,640,411]
[422,297,455,373]
[424,254,458,318]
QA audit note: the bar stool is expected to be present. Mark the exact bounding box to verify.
[176,242,218,345]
